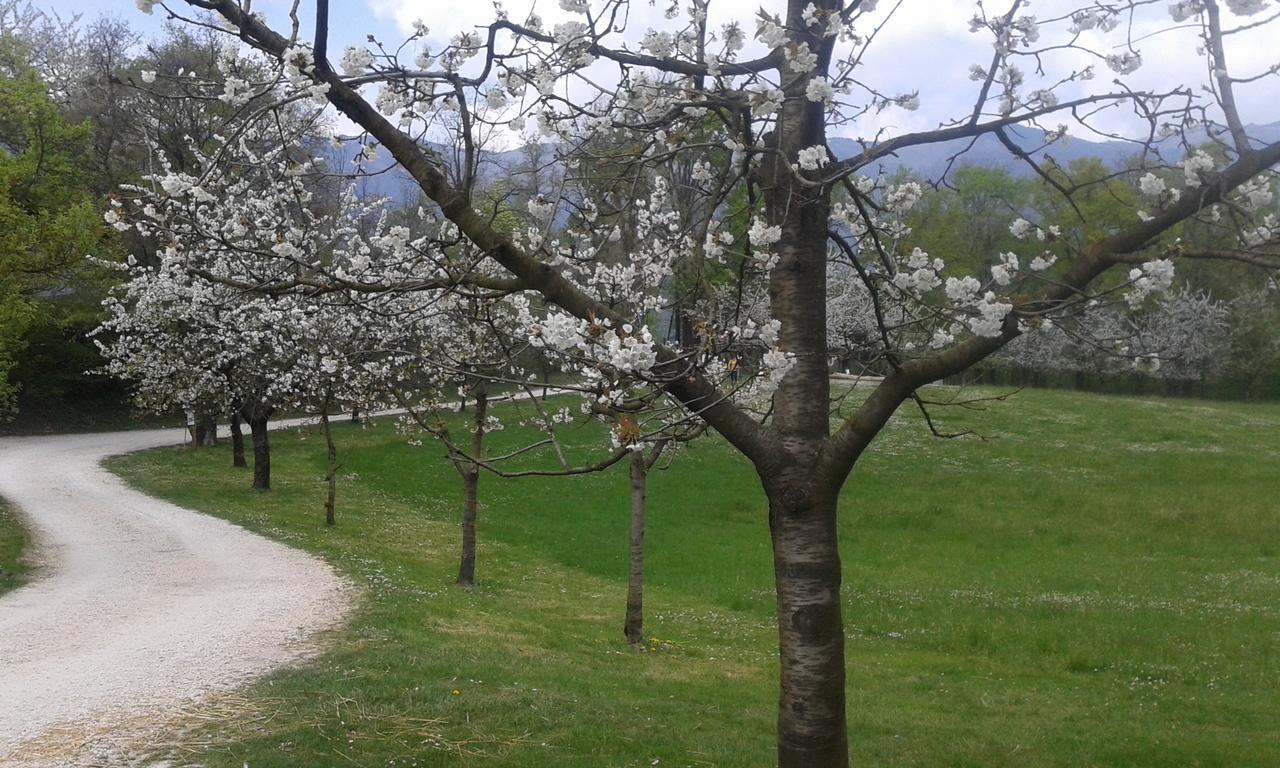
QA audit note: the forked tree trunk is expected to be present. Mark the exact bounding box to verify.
[456,385,487,587]
[229,412,247,468]
[623,449,647,645]
[321,408,338,526]
[768,484,847,768]
[249,416,270,490]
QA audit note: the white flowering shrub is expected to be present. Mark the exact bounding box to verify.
[997,288,1230,381]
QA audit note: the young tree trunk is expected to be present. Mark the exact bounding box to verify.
[457,463,479,585]
[350,406,361,424]
[249,416,270,490]
[456,384,487,586]
[229,412,247,468]
[767,484,847,768]
[623,449,647,645]
[321,408,338,526]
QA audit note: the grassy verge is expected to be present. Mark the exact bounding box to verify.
[0,499,30,595]
[107,387,1280,766]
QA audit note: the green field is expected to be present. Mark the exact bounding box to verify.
[106,387,1280,767]
[0,500,29,596]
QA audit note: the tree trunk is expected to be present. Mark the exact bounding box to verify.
[194,413,217,447]
[768,485,847,768]
[350,406,361,424]
[623,449,647,645]
[321,409,338,526]
[229,412,247,468]
[756,60,847,764]
[457,464,478,586]
[456,385,487,587]
[249,416,270,490]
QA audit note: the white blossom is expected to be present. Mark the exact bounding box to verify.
[1138,173,1167,198]
[642,30,674,58]
[1125,259,1176,306]
[970,292,1013,337]
[1106,52,1143,74]
[340,47,374,76]
[805,77,835,105]
[945,276,981,305]
[527,196,556,221]
[785,42,819,73]
[1071,9,1121,32]
[756,18,789,49]
[1009,218,1036,240]
[1180,151,1215,188]
[159,174,192,197]
[1030,253,1057,271]
[991,252,1019,286]
[748,218,782,249]
[607,327,657,372]
[1237,177,1274,211]
[1168,1,1205,21]
[884,183,923,214]
[485,88,508,110]
[1225,0,1269,15]
[703,225,733,260]
[796,145,830,171]
[762,349,795,384]
[750,86,785,116]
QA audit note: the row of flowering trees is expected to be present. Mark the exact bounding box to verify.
[100,0,1280,763]
[95,111,717,636]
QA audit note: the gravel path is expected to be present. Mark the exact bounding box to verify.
[0,424,352,766]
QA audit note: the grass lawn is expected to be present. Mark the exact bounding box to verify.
[106,386,1280,767]
[0,499,30,596]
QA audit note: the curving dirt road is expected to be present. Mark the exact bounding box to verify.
[0,425,352,766]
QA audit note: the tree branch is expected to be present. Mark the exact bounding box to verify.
[822,136,1280,479]
[185,0,780,470]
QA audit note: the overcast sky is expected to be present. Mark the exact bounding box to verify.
[39,1,1280,142]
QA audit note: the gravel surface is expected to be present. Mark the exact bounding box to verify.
[0,425,352,766]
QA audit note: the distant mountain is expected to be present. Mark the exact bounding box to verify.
[829,126,1132,180]
[324,121,1280,204]
[321,141,535,204]
[830,120,1280,180]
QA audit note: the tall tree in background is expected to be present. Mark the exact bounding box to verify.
[0,39,102,415]
[0,5,298,428]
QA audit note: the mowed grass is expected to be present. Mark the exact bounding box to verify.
[106,387,1280,767]
[0,499,29,596]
